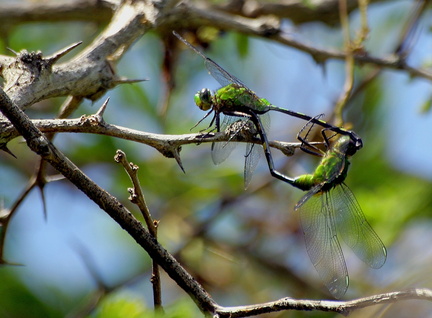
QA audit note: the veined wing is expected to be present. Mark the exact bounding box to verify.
[295,182,323,210]
[173,31,246,88]
[296,190,349,299]
[243,112,270,189]
[211,115,239,165]
[203,55,246,89]
[332,183,387,269]
[244,142,261,189]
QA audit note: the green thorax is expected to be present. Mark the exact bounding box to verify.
[213,84,270,113]
[293,136,352,192]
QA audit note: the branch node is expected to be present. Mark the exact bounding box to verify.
[114,149,125,163]
[129,162,139,172]
[153,220,160,228]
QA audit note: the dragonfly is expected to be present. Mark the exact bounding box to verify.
[289,128,387,298]
[173,31,363,189]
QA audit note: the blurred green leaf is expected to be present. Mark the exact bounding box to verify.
[234,33,249,59]
[0,270,60,317]
[94,295,200,318]
[419,95,432,114]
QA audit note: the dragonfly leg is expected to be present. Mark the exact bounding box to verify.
[320,127,338,148]
[194,112,222,144]
[226,110,298,186]
[263,105,363,151]
[296,114,326,157]
[191,109,215,131]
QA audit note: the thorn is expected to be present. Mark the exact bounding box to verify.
[38,185,48,221]
[70,238,107,289]
[47,41,83,65]
[46,174,65,182]
[311,54,328,78]
[0,259,24,266]
[321,62,327,78]
[173,147,185,173]
[6,47,18,55]
[1,145,17,158]
[113,77,149,85]
[95,98,110,120]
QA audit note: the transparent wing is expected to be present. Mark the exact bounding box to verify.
[211,115,238,165]
[204,58,246,88]
[296,191,349,299]
[332,183,387,269]
[243,112,270,189]
[259,112,270,137]
[243,142,261,189]
[173,31,245,88]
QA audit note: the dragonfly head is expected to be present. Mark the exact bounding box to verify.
[348,131,363,155]
[194,88,213,111]
[337,134,362,157]
[333,134,362,157]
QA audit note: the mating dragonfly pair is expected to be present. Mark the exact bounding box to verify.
[173,31,386,299]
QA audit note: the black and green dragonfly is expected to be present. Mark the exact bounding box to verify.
[289,128,387,298]
[173,31,362,189]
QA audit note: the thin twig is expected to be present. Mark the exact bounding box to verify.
[173,2,432,82]
[114,150,163,311]
[349,0,429,104]
[213,288,432,317]
[333,0,356,126]
[0,87,217,315]
[0,158,62,264]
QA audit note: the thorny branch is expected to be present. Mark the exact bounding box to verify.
[0,99,300,164]
[3,85,432,317]
[1,0,432,317]
[0,87,218,315]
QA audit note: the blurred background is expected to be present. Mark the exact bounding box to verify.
[0,0,432,317]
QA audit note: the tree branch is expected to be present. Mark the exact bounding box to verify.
[0,0,113,25]
[0,1,153,111]
[168,1,432,82]
[0,101,300,162]
[0,87,218,315]
[213,288,432,317]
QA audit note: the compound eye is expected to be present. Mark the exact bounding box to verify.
[346,138,362,156]
[194,88,212,111]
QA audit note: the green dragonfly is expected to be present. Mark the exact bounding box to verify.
[290,129,387,298]
[173,31,363,188]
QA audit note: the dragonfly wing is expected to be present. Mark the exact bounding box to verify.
[173,32,244,88]
[295,183,322,210]
[259,112,270,134]
[243,141,261,189]
[297,191,349,299]
[243,113,269,189]
[211,115,237,164]
[332,183,387,269]
[204,58,246,88]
